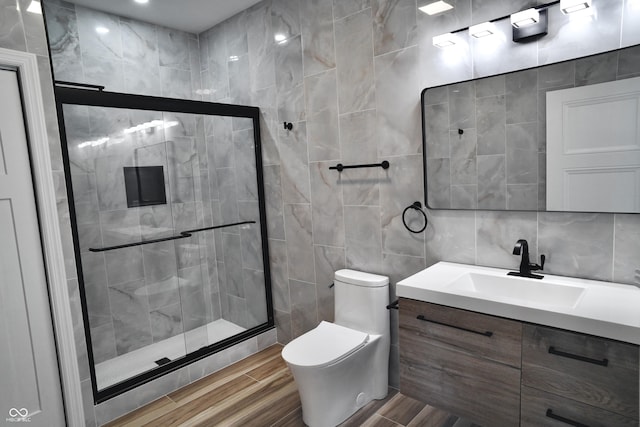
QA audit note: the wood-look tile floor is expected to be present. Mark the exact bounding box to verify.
[104,344,473,427]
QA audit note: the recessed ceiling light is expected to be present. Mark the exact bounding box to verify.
[469,22,496,38]
[419,1,454,15]
[95,26,110,35]
[26,1,42,14]
[510,8,540,28]
[134,0,149,3]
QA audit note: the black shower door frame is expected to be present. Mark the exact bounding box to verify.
[54,85,274,404]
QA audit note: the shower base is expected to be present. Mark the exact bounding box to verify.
[96,318,246,389]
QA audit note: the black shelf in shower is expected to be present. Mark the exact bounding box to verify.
[88,221,257,252]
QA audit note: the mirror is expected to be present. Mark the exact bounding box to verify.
[422,44,640,213]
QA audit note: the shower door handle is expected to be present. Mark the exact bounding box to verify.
[88,233,191,252]
[89,220,256,252]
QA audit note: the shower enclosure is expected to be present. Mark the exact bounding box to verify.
[55,84,273,402]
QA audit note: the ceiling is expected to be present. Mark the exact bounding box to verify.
[64,0,263,34]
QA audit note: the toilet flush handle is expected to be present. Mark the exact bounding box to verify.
[329,282,334,289]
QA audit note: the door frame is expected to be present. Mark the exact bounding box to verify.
[0,47,83,426]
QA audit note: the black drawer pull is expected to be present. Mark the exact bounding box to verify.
[548,346,609,367]
[416,315,493,337]
[546,409,589,427]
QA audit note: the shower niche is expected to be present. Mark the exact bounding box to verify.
[123,166,167,208]
[55,86,273,402]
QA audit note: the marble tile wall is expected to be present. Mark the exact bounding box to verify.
[43,0,201,97]
[10,0,640,424]
[197,5,426,391]
[45,0,222,370]
[34,1,271,424]
[45,0,270,336]
[196,0,640,396]
[425,45,640,210]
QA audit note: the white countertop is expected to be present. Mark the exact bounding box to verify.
[397,262,640,345]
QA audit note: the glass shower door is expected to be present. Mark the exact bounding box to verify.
[62,103,190,390]
[57,91,272,402]
[181,115,269,356]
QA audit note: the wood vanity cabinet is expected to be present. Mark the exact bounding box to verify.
[398,298,640,427]
[521,324,639,426]
[399,298,522,427]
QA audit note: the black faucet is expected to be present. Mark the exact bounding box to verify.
[508,239,545,279]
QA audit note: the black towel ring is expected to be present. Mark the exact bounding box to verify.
[402,201,427,234]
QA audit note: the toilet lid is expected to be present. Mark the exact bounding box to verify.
[282,321,369,368]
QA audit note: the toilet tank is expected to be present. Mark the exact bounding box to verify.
[334,269,389,336]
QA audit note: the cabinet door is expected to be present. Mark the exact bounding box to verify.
[522,386,639,427]
[399,299,521,427]
[400,298,522,367]
[522,324,639,420]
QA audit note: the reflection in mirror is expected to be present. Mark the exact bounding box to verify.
[422,44,640,213]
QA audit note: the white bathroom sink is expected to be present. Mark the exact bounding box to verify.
[447,272,585,308]
[397,262,640,345]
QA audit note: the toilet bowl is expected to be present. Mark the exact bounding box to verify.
[281,269,390,427]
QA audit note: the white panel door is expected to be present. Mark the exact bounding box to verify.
[546,76,640,212]
[0,69,65,425]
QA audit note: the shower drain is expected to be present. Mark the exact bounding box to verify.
[155,357,171,366]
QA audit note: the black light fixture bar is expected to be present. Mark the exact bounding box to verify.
[445,0,560,36]
[512,8,549,42]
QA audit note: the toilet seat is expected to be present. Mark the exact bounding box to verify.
[282,321,369,368]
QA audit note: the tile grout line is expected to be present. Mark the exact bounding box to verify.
[375,413,405,426]
[243,365,290,383]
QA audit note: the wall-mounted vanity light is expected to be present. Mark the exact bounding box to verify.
[469,22,496,38]
[510,8,540,27]
[431,0,598,48]
[432,33,457,48]
[560,0,592,14]
[511,8,548,42]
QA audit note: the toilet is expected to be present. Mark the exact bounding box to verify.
[281,269,390,427]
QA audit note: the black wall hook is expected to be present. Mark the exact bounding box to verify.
[283,122,293,131]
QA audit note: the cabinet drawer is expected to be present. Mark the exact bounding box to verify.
[522,324,639,420]
[399,298,522,368]
[400,328,521,427]
[521,386,639,427]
